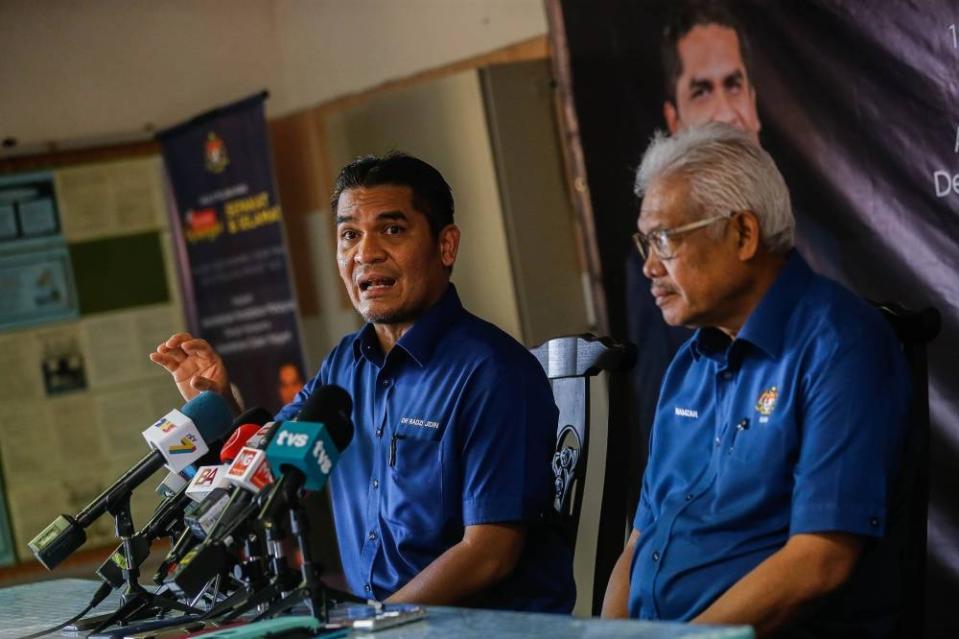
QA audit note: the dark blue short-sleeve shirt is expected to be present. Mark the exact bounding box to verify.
[277,284,575,612]
[628,251,909,622]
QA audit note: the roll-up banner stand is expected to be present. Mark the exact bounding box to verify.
[158,92,306,415]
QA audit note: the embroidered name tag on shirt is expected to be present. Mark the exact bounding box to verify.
[674,407,699,419]
[400,416,440,429]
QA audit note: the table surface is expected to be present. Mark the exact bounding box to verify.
[0,579,754,639]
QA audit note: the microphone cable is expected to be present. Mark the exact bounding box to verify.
[16,581,112,639]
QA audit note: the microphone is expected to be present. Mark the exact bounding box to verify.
[167,395,343,596]
[186,406,274,469]
[104,412,273,587]
[259,385,353,522]
[185,465,233,503]
[181,414,274,536]
[165,430,281,594]
[233,406,274,432]
[155,471,189,499]
[28,392,233,570]
[160,418,281,582]
[182,465,235,540]
[220,423,265,463]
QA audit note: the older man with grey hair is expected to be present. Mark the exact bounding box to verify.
[603,123,909,638]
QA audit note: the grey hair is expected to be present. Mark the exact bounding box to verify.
[634,122,794,253]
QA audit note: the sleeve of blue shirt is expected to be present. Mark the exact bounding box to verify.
[790,330,909,538]
[457,355,558,527]
[633,471,655,533]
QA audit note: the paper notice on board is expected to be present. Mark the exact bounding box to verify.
[48,393,104,466]
[80,305,177,387]
[56,157,167,242]
[0,401,60,479]
[146,381,188,422]
[0,332,45,403]
[133,305,180,365]
[0,324,90,402]
[7,467,114,559]
[6,481,67,559]
[112,157,168,232]
[54,166,112,239]
[96,385,162,462]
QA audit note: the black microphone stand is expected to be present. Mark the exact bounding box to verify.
[205,477,302,622]
[89,493,200,634]
[253,485,363,622]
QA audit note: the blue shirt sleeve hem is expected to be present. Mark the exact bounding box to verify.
[463,496,531,526]
[790,502,885,537]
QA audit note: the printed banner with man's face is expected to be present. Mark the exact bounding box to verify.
[558,1,958,633]
[159,93,306,415]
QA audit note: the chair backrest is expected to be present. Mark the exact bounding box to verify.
[529,333,636,615]
[874,303,940,638]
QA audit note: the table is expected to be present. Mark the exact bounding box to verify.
[0,579,754,639]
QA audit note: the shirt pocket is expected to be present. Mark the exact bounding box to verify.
[383,421,445,533]
[719,414,795,496]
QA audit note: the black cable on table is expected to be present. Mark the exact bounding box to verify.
[16,581,112,639]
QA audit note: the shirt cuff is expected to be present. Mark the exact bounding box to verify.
[790,501,886,538]
[463,495,530,526]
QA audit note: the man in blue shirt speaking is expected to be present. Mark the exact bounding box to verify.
[150,153,575,612]
[602,123,909,637]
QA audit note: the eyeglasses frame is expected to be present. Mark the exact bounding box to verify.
[632,211,739,261]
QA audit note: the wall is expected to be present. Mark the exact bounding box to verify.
[323,70,523,346]
[0,0,547,152]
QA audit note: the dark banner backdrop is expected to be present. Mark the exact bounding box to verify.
[557,1,958,634]
[159,93,307,416]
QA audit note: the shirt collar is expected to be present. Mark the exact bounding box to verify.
[692,250,813,360]
[736,250,813,358]
[351,283,465,367]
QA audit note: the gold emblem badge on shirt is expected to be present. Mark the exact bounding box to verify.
[755,386,778,424]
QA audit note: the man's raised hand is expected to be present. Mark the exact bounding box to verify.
[150,333,231,404]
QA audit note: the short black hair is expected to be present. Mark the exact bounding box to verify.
[330,152,454,237]
[661,0,754,104]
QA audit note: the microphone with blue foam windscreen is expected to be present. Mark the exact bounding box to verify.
[28,391,234,570]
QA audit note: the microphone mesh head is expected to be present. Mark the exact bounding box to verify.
[220,423,265,463]
[181,392,234,442]
[295,385,354,451]
[233,406,273,428]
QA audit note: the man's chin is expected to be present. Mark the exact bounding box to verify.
[361,306,416,325]
[659,307,689,327]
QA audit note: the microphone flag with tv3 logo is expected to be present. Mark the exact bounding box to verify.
[28,391,234,570]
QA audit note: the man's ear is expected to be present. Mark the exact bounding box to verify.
[664,101,680,135]
[439,224,460,268]
[736,211,762,261]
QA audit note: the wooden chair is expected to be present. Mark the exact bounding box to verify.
[529,333,637,615]
[875,303,940,638]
